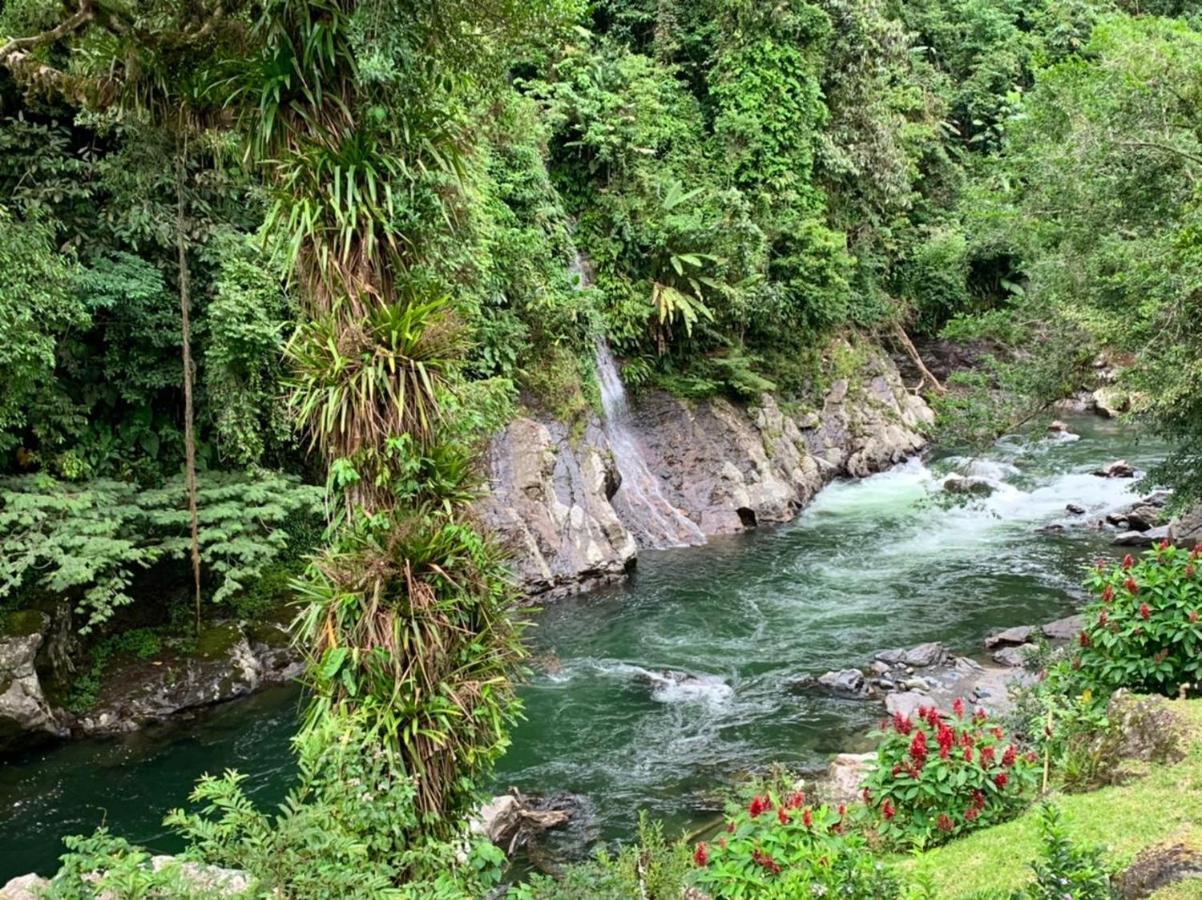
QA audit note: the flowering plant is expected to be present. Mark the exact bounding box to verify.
[691,785,900,899]
[1079,543,1202,696]
[860,700,1038,847]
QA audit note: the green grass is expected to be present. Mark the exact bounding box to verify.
[915,698,1202,898]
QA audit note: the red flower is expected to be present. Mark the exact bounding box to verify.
[994,772,1009,789]
[1002,745,1017,767]
[1079,630,1091,648]
[837,803,847,819]
[964,806,980,823]
[1102,584,1114,603]
[1187,564,1196,578]
[752,850,781,875]
[937,813,954,832]
[1025,751,1039,764]
[1095,558,1108,571]
[803,808,813,828]
[990,726,1004,740]
[726,821,735,833]
[1159,538,1172,551]
[1099,610,1108,627]
[892,712,914,735]
[973,708,988,724]
[718,837,727,849]
[1123,554,1135,570]
[778,807,790,825]
[981,745,996,765]
[882,798,895,820]
[861,787,872,803]
[953,697,965,718]
[694,842,709,867]
[1190,610,1199,623]
[972,789,986,809]
[1140,603,1151,620]
[910,729,929,765]
[786,791,806,809]
[1126,577,1139,594]
[748,795,772,818]
[964,746,974,763]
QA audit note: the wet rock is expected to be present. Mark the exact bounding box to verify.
[1036,523,1066,535]
[1140,490,1173,509]
[1113,526,1169,548]
[868,660,891,676]
[636,670,732,703]
[873,649,906,665]
[1093,386,1132,418]
[0,873,49,899]
[885,691,932,719]
[1124,506,1164,532]
[1048,420,1069,433]
[902,642,948,668]
[1169,507,1202,548]
[1066,503,1086,515]
[76,621,299,736]
[1042,615,1085,642]
[985,625,1035,649]
[942,475,994,497]
[818,753,876,806]
[1094,459,1136,478]
[817,669,865,696]
[992,645,1035,668]
[0,611,65,752]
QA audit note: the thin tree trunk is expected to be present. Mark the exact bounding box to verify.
[176,148,202,637]
[893,321,947,396]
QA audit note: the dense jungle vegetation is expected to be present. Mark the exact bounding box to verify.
[3,0,1202,896]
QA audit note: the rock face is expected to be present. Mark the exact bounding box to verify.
[0,612,66,751]
[1169,507,1202,548]
[483,350,933,599]
[74,620,301,737]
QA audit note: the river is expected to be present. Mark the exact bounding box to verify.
[0,414,1165,879]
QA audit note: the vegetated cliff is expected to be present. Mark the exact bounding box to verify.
[480,348,935,600]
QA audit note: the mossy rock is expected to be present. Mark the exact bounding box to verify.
[0,609,47,639]
[244,620,290,649]
[191,623,244,660]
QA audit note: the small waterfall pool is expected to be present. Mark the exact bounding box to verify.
[0,413,1167,879]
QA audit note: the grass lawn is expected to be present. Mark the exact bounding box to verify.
[914,697,1202,898]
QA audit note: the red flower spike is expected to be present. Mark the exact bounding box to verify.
[1190,610,1199,623]
[1099,610,1108,627]
[1140,603,1151,620]
[837,803,847,819]
[1002,745,1017,767]
[726,821,735,833]
[994,772,1009,789]
[882,798,895,820]
[1102,584,1114,603]
[1079,630,1091,648]
[718,837,727,849]
[694,842,708,867]
[990,726,1004,740]
[778,807,790,825]
[972,789,986,809]
[861,787,871,803]
[965,806,980,822]
[963,746,974,763]
[748,795,772,818]
[1123,554,1135,570]
[937,813,954,832]
[803,808,813,828]
[752,850,781,875]
[1126,577,1139,594]
[1160,538,1172,551]
[909,729,929,766]
[952,697,965,718]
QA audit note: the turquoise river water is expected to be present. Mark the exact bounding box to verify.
[0,415,1166,878]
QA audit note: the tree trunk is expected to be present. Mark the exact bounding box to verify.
[176,149,202,636]
[893,321,947,396]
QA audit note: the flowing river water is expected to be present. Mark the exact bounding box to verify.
[0,414,1166,879]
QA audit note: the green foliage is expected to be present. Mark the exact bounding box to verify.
[0,472,323,632]
[694,785,901,899]
[0,207,84,456]
[46,830,214,899]
[863,702,1039,848]
[1078,544,1202,696]
[164,712,504,898]
[1015,804,1115,900]
[513,815,691,900]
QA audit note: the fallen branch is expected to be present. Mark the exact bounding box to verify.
[892,322,947,396]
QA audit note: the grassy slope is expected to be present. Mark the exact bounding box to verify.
[915,698,1202,898]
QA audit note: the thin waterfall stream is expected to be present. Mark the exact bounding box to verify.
[0,414,1167,879]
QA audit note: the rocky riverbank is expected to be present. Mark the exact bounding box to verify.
[480,347,934,599]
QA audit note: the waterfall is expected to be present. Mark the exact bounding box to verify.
[594,338,707,550]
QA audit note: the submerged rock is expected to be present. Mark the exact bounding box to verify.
[1094,459,1136,478]
[636,669,732,704]
[1066,503,1086,515]
[942,475,995,497]
[816,669,866,696]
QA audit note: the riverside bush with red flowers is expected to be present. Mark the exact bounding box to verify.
[861,701,1038,848]
[1079,543,1202,696]
[692,786,901,899]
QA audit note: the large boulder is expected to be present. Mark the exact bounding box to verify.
[902,642,949,668]
[1094,459,1136,479]
[1042,615,1085,642]
[985,625,1035,649]
[76,621,299,736]
[1169,507,1202,548]
[942,475,995,497]
[0,611,65,751]
[816,669,866,696]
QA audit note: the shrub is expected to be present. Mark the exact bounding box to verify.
[513,815,690,900]
[862,700,1039,848]
[1078,543,1202,696]
[1016,803,1115,900]
[692,785,901,899]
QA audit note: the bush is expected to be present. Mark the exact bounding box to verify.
[692,784,901,899]
[1016,803,1115,900]
[862,701,1039,848]
[1078,543,1202,696]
